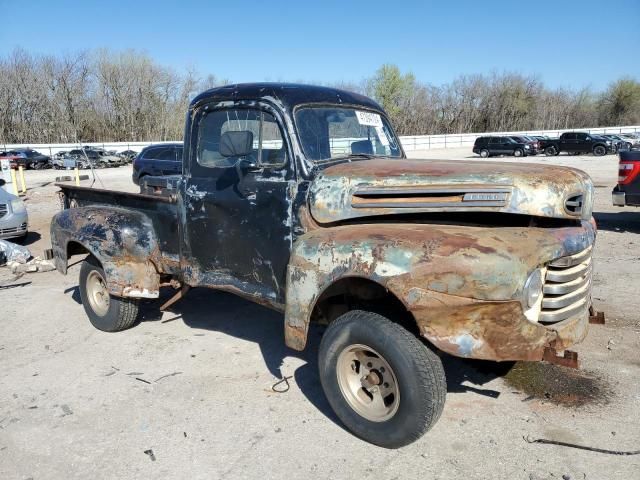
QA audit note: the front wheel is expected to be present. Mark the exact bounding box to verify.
[318,310,446,448]
[593,145,606,156]
[514,148,524,157]
[79,256,139,332]
[545,146,557,156]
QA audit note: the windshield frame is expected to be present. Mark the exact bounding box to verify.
[292,102,405,166]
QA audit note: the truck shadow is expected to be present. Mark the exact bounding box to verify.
[593,211,640,234]
[138,287,504,427]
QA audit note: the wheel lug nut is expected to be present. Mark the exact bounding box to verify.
[380,367,385,373]
[384,382,389,388]
[367,362,372,368]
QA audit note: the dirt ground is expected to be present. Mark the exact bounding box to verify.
[1,150,639,480]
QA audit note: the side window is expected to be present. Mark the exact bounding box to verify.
[197,108,286,168]
[563,133,576,140]
[575,133,588,141]
[175,147,183,162]
[156,148,176,161]
[141,148,158,160]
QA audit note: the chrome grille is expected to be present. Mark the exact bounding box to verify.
[540,246,592,324]
[0,203,7,219]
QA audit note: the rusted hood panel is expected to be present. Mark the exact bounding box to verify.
[309,159,593,223]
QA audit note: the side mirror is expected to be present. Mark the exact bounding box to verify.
[585,136,591,141]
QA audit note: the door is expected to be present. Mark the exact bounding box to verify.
[561,133,577,152]
[182,105,294,306]
[489,137,502,155]
[154,147,179,175]
[575,133,589,152]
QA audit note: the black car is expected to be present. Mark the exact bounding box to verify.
[508,136,540,155]
[473,136,531,158]
[0,148,50,169]
[132,143,183,185]
[540,132,613,156]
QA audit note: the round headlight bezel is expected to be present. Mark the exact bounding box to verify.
[524,268,544,308]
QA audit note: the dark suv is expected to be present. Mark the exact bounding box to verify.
[132,143,183,185]
[473,136,530,158]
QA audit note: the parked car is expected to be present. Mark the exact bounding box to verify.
[132,143,183,185]
[51,83,597,448]
[118,150,138,162]
[612,150,640,207]
[473,136,531,157]
[540,132,613,156]
[0,149,50,169]
[601,134,631,152]
[0,178,28,240]
[508,135,540,154]
[618,133,640,147]
[67,148,111,168]
[50,156,90,170]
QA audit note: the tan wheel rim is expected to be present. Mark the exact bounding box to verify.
[336,344,400,422]
[86,270,110,316]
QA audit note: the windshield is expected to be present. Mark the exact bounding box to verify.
[295,106,402,162]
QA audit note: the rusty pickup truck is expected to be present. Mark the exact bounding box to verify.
[50,83,597,448]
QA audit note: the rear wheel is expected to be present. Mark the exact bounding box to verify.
[545,146,557,156]
[79,256,139,332]
[318,310,446,448]
[593,145,606,156]
[479,149,490,158]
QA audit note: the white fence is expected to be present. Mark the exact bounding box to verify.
[2,125,639,156]
[400,125,640,151]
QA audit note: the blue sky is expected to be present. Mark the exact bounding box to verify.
[1,0,638,90]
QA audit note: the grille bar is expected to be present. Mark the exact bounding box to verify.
[546,262,590,282]
[549,246,592,268]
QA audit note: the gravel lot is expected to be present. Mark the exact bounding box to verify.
[1,149,639,480]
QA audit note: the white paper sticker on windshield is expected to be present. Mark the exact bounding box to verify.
[355,110,383,127]
[376,126,390,146]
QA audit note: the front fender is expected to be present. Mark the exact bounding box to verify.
[50,206,161,298]
[284,221,596,351]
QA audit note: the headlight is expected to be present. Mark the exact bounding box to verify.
[606,140,612,145]
[524,269,543,308]
[10,198,26,214]
[525,145,531,149]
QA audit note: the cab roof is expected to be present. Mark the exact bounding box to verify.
[189,82,383,113]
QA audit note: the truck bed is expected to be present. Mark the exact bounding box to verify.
[58,184,181,266]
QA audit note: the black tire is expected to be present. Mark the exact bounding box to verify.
[593,145,606,156]
[513,148,524,157]
[544,146,557,156]
[318,310,446,448]
[479,149,490,158]
[79,256,139,332]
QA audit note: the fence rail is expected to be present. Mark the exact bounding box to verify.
[2,125,639,156]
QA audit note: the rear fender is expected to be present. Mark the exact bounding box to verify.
[50,206,161,298]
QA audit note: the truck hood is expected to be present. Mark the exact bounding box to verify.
[309,158,593,224]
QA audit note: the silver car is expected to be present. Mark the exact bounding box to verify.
[0,179,29,240]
